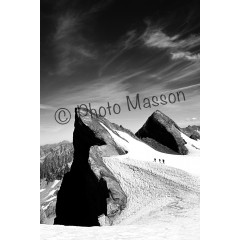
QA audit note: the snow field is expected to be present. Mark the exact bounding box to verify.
[41,122,200,239]
[100,123,200,176]
[41,216,199,240]
[102,156,199,225]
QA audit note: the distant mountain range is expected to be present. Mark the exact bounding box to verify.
[40,109,200,225]
[181,125,200,140]
[40,141,73,181]
[40,121,200,182]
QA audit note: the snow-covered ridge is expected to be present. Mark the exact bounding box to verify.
[95,121,199,229]
[41,122,200,236]
[100,122,200,176]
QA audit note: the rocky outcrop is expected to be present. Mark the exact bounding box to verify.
[141,137,180,155]
[136,110,188,155]
[181,125,200,140]
[40,142,73,181]
[40,206,47,224]
[54,108,127,226]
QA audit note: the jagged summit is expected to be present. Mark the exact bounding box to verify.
[181,125,200,140]
[54,108,127,226]
[136,110,188,155]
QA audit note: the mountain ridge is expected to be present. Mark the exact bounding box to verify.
[40,108,200,225]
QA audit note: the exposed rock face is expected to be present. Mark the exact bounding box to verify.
[181,125,200,140]
[189,132,200,140]
[141,137,180,155]
[136,110,188,155]
[40,141,72,159]
[40,179,61,224]
[54,108,127,226]
[40,206,47,224]
[40,141,73,181]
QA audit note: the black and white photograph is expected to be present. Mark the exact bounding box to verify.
[40,0,200,239]
[3,1,240,240]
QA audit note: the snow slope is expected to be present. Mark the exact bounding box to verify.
[100,122,199,228]
[41,158,199,238]
[102,156,199,225]
[51,180,60,189]
[100,123,200,176]
[41,122,200,239]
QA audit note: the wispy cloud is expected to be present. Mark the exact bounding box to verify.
[171,52,200,61]
[52,12,96,76]
[141,24,200,61]
[99,30,139,76]
[185,117,199,122]
[142,28,178,49]
[54,13,79,41]
[46,71,147,108]
[40,104,54,110]
[177,35,200,51]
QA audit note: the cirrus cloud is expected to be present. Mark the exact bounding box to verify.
[142,24,199,61]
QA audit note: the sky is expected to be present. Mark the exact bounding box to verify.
[41,0,200,145]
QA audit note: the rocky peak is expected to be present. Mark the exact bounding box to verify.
[136,110,188,155]
[181,125,200,140]
[54,108,127,227]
